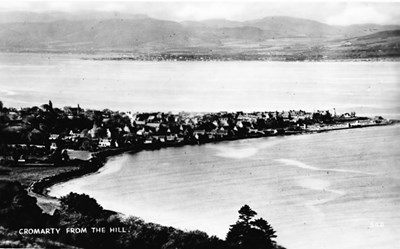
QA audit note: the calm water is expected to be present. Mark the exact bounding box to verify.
[50,125,400,249]
[0,53,399,118]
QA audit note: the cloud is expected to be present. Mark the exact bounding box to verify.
[325,3,392,25]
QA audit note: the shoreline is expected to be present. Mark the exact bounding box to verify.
[2,51,400,62]
[28,147,138,198]
[28,121,399,206]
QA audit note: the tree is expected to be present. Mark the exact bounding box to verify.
[238,205,257,224]
[226,205,277,249]
[251,218,277,245]
[0,180,50,228]
[60,192,103,217]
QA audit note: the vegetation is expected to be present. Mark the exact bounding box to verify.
[59,193,103,217]
[226,205,278,249]
[0,180,284,249]
[0,181,51,229]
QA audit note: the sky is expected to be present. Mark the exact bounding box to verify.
[0,0,400,25]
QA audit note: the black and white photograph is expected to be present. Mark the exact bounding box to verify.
[0,0,399,248]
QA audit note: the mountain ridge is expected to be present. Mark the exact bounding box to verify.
[0,12,399,60]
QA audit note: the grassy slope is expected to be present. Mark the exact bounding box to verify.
[0,165,80,188]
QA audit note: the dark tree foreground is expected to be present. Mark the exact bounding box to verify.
[0,178,285,249]
[226,205,279,249]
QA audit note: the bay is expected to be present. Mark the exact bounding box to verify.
[50,125,400,249]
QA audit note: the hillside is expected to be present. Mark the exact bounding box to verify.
[0,11,399,60]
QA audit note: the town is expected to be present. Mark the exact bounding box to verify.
[0,100,391,167]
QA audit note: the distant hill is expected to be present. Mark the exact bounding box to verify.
[243,16,339,38]
[0,11,399,60]
[0,18,193,51]
[354,29,400,40]
[333,30,400,59]
[182,19,243,29]
[0,11,150,23]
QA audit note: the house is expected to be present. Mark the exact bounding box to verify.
[193,130,206,136]
[236,114,253,122]
[50,142,57,151]
[343,113,352,118]
[99,138,112,148]
[49,134,59,140]
[156,112,163,119]
[219,118,230,127]
[17,155,26,163]
[216,128,228,137]
[281,111,291,120]
[166,135,177,142]
[89,124,98,138]
[146,123,161,129]
[64,105,82,117]
[193,130,206,140]
[135,120,146,127]
[123,125,131,133]
[124,111,137,125]
[264,129,278,135]
[248,128,260,134]
[63,130,80,141]
[136,128,145,136]
[144,138,153,144]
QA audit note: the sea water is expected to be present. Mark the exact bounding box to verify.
[50,125,400,249]
[0,53,399,118]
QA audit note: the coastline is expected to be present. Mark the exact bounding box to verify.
[28,120,400,210]
[2,51,400,62]
[28,147,138,197]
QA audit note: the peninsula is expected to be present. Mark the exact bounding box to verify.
[1,101,396,165]
[0,100,397,188]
